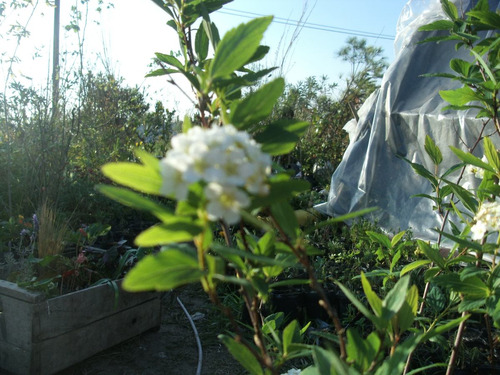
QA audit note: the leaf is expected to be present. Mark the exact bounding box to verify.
[311,346,358,375]
[270,201,299,241]
[155,52,184,70]
[212,244,297,268]
[361,273,382,317]
[424,135,443,165]
[374,334,422,375]
[252,174,310,208]
[135,149,161,171]
[381,276,410,322]
[470,49,497,85]
[468,9,500,29]
[218,335,264,375]
[195,21,209,61]
[135,221,203,246]
[282,320,301,356]
[96,185,174,222]
[101,162,162,195]
[254,119,309,156]
[391,230,406,248]
[433,273,489,298]
[449,58,472,77]
[441,0,458,20]
[449,146,495,172]
[417,240,445,269]
[366,231,392,249]
[336,281,381,329]
[483,136,500,172]
[346,328,379,372]
[210,16,273,79]
[122,248,204,291]
[230,78,285,130]
[440,86,479,106]
[398,285,419,333]
[400,260,432,277]
[418,19,455,31]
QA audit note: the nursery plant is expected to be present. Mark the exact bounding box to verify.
[96,1,493,374]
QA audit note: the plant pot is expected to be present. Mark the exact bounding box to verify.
[0,279,161,375]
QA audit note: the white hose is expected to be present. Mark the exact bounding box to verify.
[176,296,203,375]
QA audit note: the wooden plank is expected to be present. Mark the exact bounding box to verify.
[0,293,36,349]
[35,282,160,340]
[0,280,44,303]
[33,298,161,375]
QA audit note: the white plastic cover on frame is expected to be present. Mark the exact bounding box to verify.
[315,0,500,243]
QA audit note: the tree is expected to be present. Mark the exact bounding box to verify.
[337,36,388,119]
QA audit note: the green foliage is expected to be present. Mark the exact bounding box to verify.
[93,0,500,374]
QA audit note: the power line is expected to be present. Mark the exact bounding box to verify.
[219,7,395,41]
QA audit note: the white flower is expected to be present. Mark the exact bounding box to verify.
[158,125,271,224]
[204,183,250,225]
[470,198,500,241]
[466,155,488,179]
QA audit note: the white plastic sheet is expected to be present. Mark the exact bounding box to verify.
[315,0,500,243]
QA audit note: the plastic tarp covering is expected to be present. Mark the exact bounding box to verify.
[315,0,500,243]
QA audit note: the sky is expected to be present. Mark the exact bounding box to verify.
[1,0,411,115]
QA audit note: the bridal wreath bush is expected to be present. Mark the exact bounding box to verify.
[99,1,500,374]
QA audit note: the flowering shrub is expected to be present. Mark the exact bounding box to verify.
[159,125,271,224]
[98,0,500,374]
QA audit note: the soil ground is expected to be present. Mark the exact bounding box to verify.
[57,284,245,375]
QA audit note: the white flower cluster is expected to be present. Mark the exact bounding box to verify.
[466,155,488,179]
[470,198,500,241]
[159,125,271,224]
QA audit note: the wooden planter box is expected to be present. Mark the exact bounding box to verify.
[0,279,161,375]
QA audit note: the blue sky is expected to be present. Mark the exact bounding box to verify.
[1,0,410,114]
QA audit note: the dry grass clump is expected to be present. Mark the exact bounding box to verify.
[37,201,69,257]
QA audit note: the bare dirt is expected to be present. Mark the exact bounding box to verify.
[57,284,244,375]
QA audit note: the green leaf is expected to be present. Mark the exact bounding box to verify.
[449,146,495,172]
[391,230,406,248]
[270,201,299,241]
[398,285,419,333]
[96,185,174,222]
[468,9,500,29]
[122,248,204,291]
[212,244,297,268]
[417,240,445,269]
[441,0,458,20]
[218,335,264,375]
[195,21,209,61]
[400,259,432,277]
[254,119,309,156]
[470,49,497,85]
[424,135,443,165]
[443,180,478,213]
[252,174,310,208]
[374,334,422,375]
[418,19,454,31]
[210,16,273,79]
[336,281,382,329]
[483,136,500,172]
[346,328,379,372]
[134,149,161,171]
[135,221,203,246]
[382,276,410,322]
[145,68,179,77]
[156,52,184,70]
[449,58,472,77]
[361,273,382,317]
[282,320,301,356]
[311,346,358,375]
[101,162,162,195]
[230,78,285,130]
[440,86,479,106]
[366,231,391,249]
[434,273,489,298]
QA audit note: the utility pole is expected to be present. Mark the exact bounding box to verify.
[52,0,60,120]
